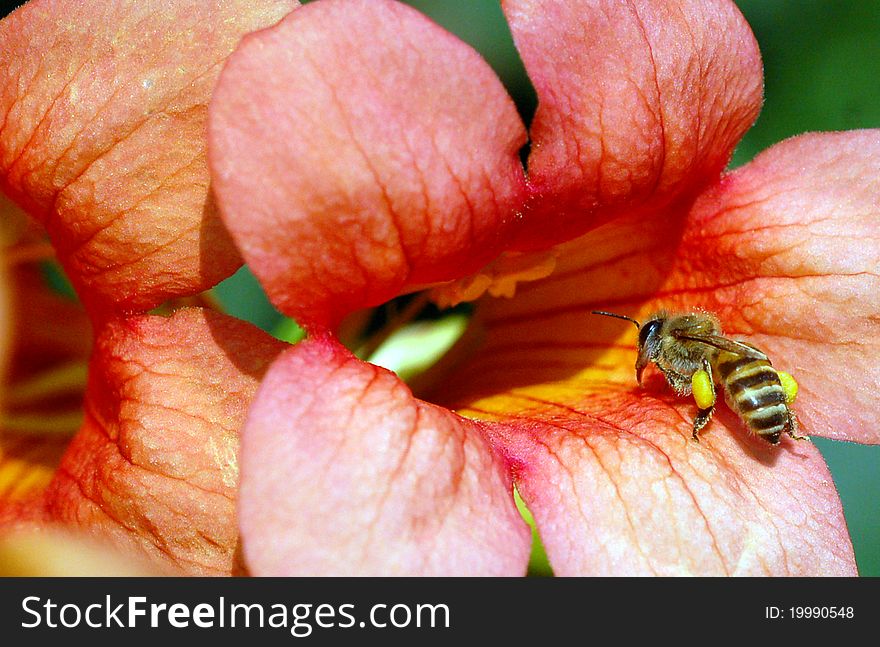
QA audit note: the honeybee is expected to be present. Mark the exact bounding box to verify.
[592,310,806,445]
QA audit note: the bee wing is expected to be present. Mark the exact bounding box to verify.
[672,331,769,360]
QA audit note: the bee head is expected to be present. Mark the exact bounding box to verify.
[637,319,662,349]
[591,311,663,384]
[635,318,664,384]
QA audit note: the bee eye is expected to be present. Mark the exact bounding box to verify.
[638,320,661,347]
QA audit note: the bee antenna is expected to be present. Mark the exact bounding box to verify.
[591,310,641,329]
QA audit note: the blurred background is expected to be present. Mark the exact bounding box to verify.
[2,0,878,575]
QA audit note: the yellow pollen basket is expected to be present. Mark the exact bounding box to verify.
[691,370,715,409]
[777,371,798,404]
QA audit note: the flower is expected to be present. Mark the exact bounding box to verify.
[0,0,876,577]
[0,0,294,574]
[207,0,879,575]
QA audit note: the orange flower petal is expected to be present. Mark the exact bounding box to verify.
[0,0,296,314]
[209,0,528,328]
[43,308,284,575]
[238,336,531,575]
[503,0,763,249]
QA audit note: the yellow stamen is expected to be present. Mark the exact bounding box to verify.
[692,370,715,409]
[778,371,798,404]
[428,250,558,308]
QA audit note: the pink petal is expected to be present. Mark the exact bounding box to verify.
[670,131,880,445]
[477,399,855,576]
[238,336,531,575]
[44,308,284,575]
[0,0,295,314]
[503,0,763,249]
[209,0,528,328]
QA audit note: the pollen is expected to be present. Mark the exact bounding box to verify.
[778,371,798,404]
[692,370,715,409]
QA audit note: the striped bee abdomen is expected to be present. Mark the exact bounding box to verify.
[714,351,789,443]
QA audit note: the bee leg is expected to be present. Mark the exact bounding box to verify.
[660,368,692,396]
[692,405,715,442]
[785,409,809,441]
